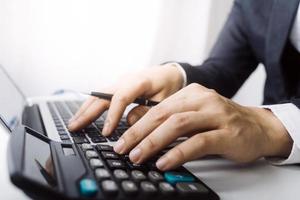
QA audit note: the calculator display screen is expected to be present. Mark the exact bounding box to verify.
[24,133,57,188]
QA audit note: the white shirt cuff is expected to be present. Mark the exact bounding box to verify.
[166,63,187,88]
[262,103,300,165]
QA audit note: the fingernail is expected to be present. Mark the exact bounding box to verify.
[67,122,76,131]
[102,119,111,136]
[114,138,125,154]
[156,157,168,170]
[129,148,141,162]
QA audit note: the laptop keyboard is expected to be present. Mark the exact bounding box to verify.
[46,101,218,199]
[47,101,125,145]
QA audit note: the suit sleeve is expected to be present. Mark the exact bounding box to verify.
[179,0,259,98]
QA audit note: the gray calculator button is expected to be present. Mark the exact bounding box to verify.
[82,143,93,151]
[140,181,157,194]
[95,168,110,180]
[159,182,175,194]
[131,170,146,181]
[148,171,164,182]
[101,180,118,195]
[121,180,138,195]
[176,182,209,194]
[113,169,129,180]
[85,150,98,159]
[89,159,103,169]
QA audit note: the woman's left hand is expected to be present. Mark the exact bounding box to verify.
[113,83,293,171]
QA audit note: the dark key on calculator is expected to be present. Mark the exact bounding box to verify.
[78,144,219,200]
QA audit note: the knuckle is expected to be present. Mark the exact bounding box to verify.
[144,137,156,150]
[203,90,220,102]
[170,147,185,161]
[113,94,130,104]
[123,128,140,143]
[169,113,190,130]
[188,83,200,89]
[150,105,170,123]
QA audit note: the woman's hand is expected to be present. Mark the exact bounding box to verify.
[68,63,184,134]
[113,83,293,171]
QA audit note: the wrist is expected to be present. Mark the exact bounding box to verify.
[254,107,293,158]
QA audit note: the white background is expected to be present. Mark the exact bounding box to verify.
[0,0,265,105]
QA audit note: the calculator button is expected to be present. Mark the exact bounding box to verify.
[107,160,126,169]
[121,180,138,195]
[148,171,164,182]
[126,161,146,171]
[164,171,195,185]
[82,143,93,151]
[176,182,209,195]
[73,136,90,144]
[79,178,98,197]
[91,136,107,143]
[101,151,119,159]
[140,181,157,195]
[89,159,103,169]
[113,169,129,180]
[159,182,175,195]
[95,168,111,180]
[96,144,113,151]
[85,150,98,159]
[131,170,146,181]
[101,180,118,196]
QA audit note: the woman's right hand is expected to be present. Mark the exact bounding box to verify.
[68,63,184,136]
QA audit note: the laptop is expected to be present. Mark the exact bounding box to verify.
[1,64,219,200]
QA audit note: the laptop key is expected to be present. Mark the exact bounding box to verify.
[61,139,72,145]
[60,135,70,140]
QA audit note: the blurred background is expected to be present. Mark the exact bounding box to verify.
[0,0,265,106]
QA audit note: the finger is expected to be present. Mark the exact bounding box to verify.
[114,94,201,154]
[126,105,149,125]
[68,99,110,131]
[102,79,151,136]
[113,84,212,154]
[69,97,96,122]
[156,129,226,171]
[128,111,218,163]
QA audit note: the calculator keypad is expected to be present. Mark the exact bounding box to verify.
[80,144,212,199]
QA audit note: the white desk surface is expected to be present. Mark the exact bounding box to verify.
[1,125,300,200]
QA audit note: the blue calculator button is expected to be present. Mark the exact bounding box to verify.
[164,171,195,185]
[79,178,98,197]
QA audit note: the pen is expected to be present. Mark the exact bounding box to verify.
[85,91,160,107]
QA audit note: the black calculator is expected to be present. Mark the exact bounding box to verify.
[8,125,219,200]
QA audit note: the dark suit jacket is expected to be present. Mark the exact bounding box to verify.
[179,0,300,108]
